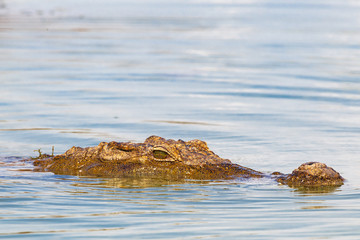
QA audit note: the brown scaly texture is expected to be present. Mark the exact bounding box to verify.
[276,162,344,187]
[32,136,344,186]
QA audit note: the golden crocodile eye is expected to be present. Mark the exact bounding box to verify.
[152,147,175,162]
[153,150,169,160]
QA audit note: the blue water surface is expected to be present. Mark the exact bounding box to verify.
[1,0,360,239]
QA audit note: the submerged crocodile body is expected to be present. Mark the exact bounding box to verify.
[33,136,344,187]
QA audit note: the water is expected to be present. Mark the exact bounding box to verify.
[1,0,360,238]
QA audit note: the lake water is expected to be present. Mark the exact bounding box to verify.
[1,0,360,239]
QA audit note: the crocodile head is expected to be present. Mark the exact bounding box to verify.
[32,136,344,187]
[33,136,260,179]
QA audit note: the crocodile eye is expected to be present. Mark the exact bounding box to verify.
[153,150,169,160]
[152,147,175,162]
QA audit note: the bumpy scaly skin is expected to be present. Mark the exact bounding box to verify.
[32,136,344,187]
[276,162,344,187]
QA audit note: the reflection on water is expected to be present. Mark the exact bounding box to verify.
[74,176,192,189]
[300,205,331,210]
[293,185,343,195]
[1,0,360,238]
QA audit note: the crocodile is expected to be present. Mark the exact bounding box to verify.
[32,135,344,187]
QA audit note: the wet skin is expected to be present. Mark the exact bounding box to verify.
[32,136,344,187]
